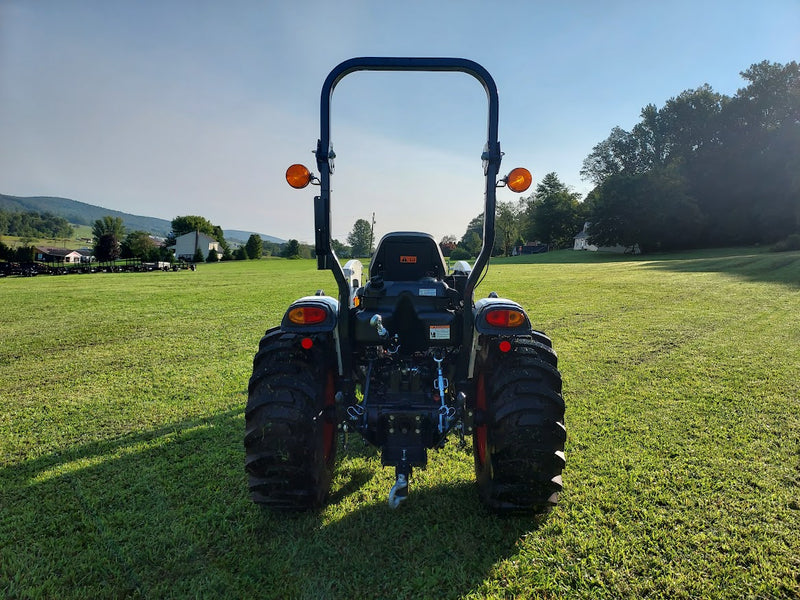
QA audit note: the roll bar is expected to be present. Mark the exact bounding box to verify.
[314,60,502,290]
[311,57,504,377]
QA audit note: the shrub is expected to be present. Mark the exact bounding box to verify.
[771,233,800,252]
[449,247,472,261]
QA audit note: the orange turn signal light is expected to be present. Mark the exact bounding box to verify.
[485,308,526,328]
[288,305,328,325]
[286,164,312,189]
[505,167,532,193]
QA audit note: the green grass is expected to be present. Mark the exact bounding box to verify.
[1,249,799,599]
[1,222,94,250]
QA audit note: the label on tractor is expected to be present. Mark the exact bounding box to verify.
[400,255,417,263]
[429,325,450,340]
[419,288,436,296]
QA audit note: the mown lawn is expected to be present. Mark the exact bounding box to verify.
[1,248,798,599]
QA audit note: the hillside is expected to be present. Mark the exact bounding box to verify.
[0,194,284,243]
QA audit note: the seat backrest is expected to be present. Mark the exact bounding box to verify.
[370,232,447,281]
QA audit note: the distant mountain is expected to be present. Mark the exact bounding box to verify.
[0,194,284,243]
[226,230,284,244]
[0,194,172,236]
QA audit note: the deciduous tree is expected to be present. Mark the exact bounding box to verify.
[171,216,215,238]
[347,219,374,257]
[527,173,586,248]
[121,230,156,259]
[282,239,300,258]
[92,216,124,262]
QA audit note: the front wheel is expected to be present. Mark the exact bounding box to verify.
[244,328,338,510]
[473,335,566,514]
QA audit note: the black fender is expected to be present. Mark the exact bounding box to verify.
[468,297,533,378]
[279,295,343,375]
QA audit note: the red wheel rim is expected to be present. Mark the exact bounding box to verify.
[322,370,336,463]
[475,372,487,465]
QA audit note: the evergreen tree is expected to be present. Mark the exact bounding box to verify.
[245,234,263,259]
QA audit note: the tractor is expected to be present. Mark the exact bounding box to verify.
[245,57,565,513]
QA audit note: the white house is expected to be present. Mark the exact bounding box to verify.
[573,223,598,251]
[573,222,639,254]
[173,231,221,261]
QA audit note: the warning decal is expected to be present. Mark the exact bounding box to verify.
[429,325,451,340]
[400,256,417,263]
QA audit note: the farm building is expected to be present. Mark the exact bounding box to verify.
[35,247,83,263]
[172,231,222,261]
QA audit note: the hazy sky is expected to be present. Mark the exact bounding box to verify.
[1,1,798,243]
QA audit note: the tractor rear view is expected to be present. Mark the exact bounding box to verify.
[245,57,565,513]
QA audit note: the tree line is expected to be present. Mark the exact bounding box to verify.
[582,60,798,252]
[90,214,315,263]
[442,60,799,256]
[435,172,586,260]
[0,209,74,239]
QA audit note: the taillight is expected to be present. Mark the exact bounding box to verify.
[484,308,525,328]
[288,305,328,325]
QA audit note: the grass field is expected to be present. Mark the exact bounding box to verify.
[1,223,94,251]
[1,248,799,599]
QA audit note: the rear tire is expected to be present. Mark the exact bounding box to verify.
[473,335,566,514]
[244,328,337,510]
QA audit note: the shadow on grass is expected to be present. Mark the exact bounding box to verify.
[493,246,800,288]
[640,248,800,288]
[490,248,633,265]
[1,407,544,599]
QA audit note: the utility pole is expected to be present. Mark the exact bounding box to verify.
[369,212,375,254]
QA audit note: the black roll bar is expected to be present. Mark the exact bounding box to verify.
[312,57,504,379]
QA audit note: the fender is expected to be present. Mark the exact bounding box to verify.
[468,297,533,378]
[280,295,339,333]
[473,296,532,336]
[280,295,344,375]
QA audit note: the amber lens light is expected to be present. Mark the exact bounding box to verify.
[286,164,312,189]
[485,309,526,328]
[288,306,328,325]
[506,167,532,193]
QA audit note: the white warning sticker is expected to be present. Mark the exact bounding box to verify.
[429,325,451,340]
[419,288,436,296]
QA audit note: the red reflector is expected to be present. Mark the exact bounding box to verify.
[301,337,313,349]
[499,340,512,353]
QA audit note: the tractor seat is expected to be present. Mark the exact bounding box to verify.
[369,232,447,282]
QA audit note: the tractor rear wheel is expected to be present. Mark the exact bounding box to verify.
[473,335,566,514]
[244,328,337,510]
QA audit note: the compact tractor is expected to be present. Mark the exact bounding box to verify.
[245,57,565,513]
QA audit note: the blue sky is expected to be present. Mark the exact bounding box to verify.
[1,1,798,243]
